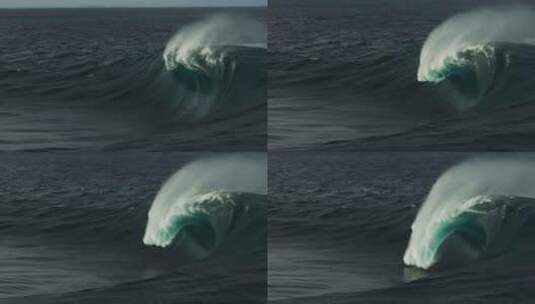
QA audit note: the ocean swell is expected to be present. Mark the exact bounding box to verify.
[0,14,267,125]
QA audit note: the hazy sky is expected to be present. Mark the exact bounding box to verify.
[0,0,265,8]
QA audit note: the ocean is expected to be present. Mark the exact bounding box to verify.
[269,0,535,151]
[269,152,535,303]
[0,8,266,151]
[5,1,535,303]
[269,1,535,302]
[0,7,267,304]
[1,152,267,303]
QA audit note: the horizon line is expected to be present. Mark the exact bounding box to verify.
[0,4,266,9]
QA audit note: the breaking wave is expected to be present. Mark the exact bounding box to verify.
[417,7,535,110]
[404,157,535,270]
[160,15,266,120]
[143,154,267,258]
[163,14,266,72]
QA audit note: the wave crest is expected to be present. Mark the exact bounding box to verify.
[163,14,265,73]
[418,44,498,83]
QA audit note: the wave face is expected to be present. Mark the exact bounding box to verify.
[404,158,535,269]
[143,154,267,258]
[417,7,535,109]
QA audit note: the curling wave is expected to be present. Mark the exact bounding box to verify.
[158,15,266,120]
[163,14,266,73]
[417,7,535,110]
[143,154,267,258]
[404,157,535,270]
